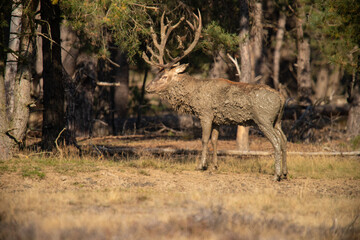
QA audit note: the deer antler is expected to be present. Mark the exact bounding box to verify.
[143,10,202,69]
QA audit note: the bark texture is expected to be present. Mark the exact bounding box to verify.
[65,53,96,140]
[41,0,65,150]
[4,0,22,118]
[0,75,12,160]
[273,12,286,90]
[61,23,80,77]
[237,0,252,151]
[327,65,342,100]
[10,1,36,145]
[251,2,264,82]
[239,0,251,84]
[347,61,360,138]
[112,50,129,135]
[296,3,312,102]
[315,66,329,99]
[1,0,34,157]
[347,95,360,138]
[61,25,95,139]
[209,51,228,79]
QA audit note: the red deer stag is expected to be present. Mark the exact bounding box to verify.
[143,10,287,181]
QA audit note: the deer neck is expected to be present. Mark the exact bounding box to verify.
[159,74,196,113]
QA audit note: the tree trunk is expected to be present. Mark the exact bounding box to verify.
[0,73,12,160]
[61,24,94,142]
[347,56,360,138]
[347,87,360,138]
[250,2,263,83]
[61,23,80,77]
[136,69,148,127]
[95,58,113,136]
[1,0,35,157]
[296,3,312,103]
[68,53,96,138]
[237,0,251,151]
[10,0,37,146]
[209,50,228,79]
[32,1,43,101]
[315,66,329,100]
[1,0,23,160]
[4,0,22,119]
[239,0,251,84]
[273,11,286,90]
[327,65,342,100]
[112,49,129,135]
[11,54,32,146]
[41,0,64,150]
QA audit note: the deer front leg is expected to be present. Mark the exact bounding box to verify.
[197,119,212,170]
[211,126,219,170]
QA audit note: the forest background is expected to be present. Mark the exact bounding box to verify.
[0,0,360,158]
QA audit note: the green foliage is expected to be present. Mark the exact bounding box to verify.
[60,0,153,61]
[308,0,360,73]
[59,1,241,65]
[200,21,239,56]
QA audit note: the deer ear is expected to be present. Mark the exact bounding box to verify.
[174,64,189,74]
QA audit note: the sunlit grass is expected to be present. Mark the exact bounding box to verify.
[217,155,360,179]
[1,151,359,180]
[288,155,360,179]
[0,154,108,178]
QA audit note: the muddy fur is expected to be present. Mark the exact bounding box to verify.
[146,64,287,181]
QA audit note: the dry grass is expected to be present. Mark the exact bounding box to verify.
[219,155,360,180]
[0,150,359,239]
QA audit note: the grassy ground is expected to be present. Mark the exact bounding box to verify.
[0,139,360,239]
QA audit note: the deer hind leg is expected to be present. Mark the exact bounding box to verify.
[257,122,282,181]
[197,119,212,170]
[211,126,219,170]
[275,123,288,178]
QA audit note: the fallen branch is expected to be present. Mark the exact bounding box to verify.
[287,151,360,156]
[97,82,121,87]
[95,146,199,155]
[93,146,360,157]
[55,127,66,157]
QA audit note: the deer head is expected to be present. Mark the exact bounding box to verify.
[146,64,189,93]
[143,10,202,92]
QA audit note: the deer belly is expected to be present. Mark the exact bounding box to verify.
[212,110,253,126]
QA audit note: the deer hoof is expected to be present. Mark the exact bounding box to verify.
[282,173,288,180]
[212,165,218,171]
[273,175,281,182]
[196,165,208,171]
